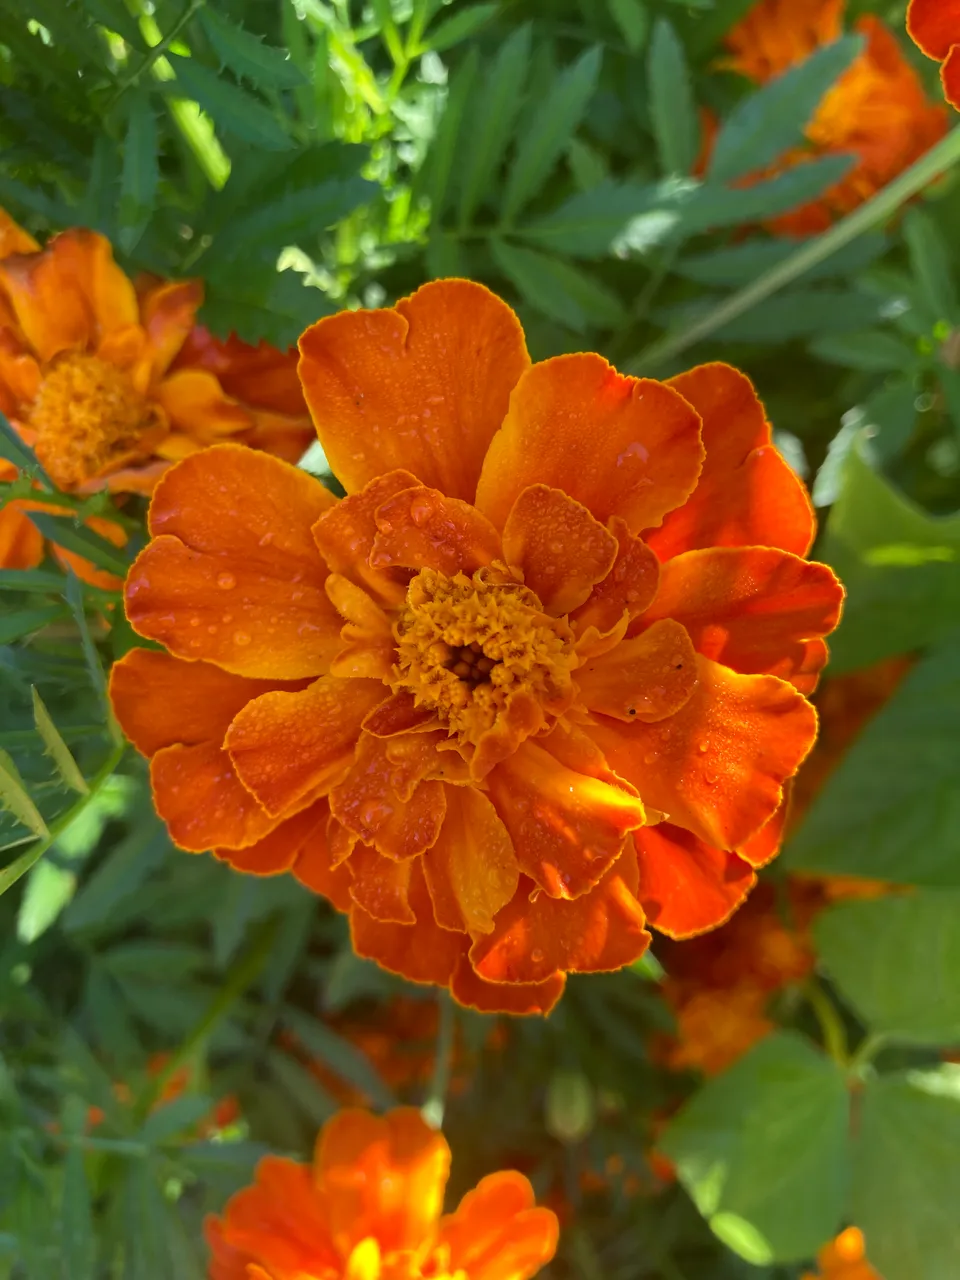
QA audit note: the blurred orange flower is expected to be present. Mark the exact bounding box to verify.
[802,1227,882,1280]
[205,1107,558,1280]
[111,279,842,1014]
[724,0,948,235]
[908,0,960,109]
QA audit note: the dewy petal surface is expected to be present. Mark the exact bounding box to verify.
[633,824,757,938]
[371,484,503,576]
[571,516,661,635]
[576,617,699,723]
[350,860,464,987]
[476,354,704,534]
[299,279,530,501]
[150,741,278,852]
[421,785,519,934]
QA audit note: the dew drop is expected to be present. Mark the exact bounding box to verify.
[216,571,236,590]
[189,616,201,627]
[531,948,544,964]
[258,532,274,547]
[410,495,435,527]
[698,741,709,753]
[207,625,217,634]
[233,630,252,647]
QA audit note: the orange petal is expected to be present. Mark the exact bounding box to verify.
[640,547,843,689]
[501,484,618,616]
[0,500,43,569]
[362,691,437,737]
[299,280,530,501]
[944,43,960,108]
[371,485,502,575]
[154,369,252,439]
[0,243,91,360]
[226,677,383,816]
[469,860,650,984]
[634,824,757,938]
[648,364,814,560]
[216,800,330,876]
[150,741,277,852]
[576,618,698,723]
[487,740,646,899]
[570,516,661,635]
[738,791,790,869]
[476,355,703,535]
[421,786,519,934]
[109,647,301,757]
[0,329,41,406]
[588,655,818,850]
[218,1154,339,1276]
[141,280,203,377]
[348,844,415,923]
[330,734,447,861]
[0,209,38,257]
[293,819,354,911]
[312,470,418,606]
[907,0,960,60]
[128,445,340,678]
[450,956,566,1016]
[350,859,465,986]
[438,1171,560,1280]
[315,1107,450,1256]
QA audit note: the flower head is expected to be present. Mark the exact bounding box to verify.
[112,279,842,1014]
[908,0,960,109]
[802,1227,882,1280]
[204,1106,558,1280]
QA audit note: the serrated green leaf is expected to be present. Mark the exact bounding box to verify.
[200,267,336,348]
[26,512,128,579]
[679,154,854,233]
[32,688,88,795]
[0,604,66,644]
[492,239,626,332]
[648,21,698,178]
[516,181,657,257]
[119,95,158,254]
[423,2,497,53]
[710,37,863,184]
[0,750,48,839]
[607,0,648,51]
[168,55,294,150]
[198,7,306,88]
[417,46,480,217]
[903,206,959,326]
[64,571,116,738]
[60,1145,95,1280]
[502,45,602,223]
[458,25,531,226]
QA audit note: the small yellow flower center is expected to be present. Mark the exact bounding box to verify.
[29,352,159,489]
[392,566,578,745]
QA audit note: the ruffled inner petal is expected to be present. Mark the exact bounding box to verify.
[150,741,277,853]
[371,484,503,576]
[634,823,757,939]
[421,785,519,934]
[576,618,698,723]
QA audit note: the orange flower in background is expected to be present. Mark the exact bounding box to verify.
[111,278,842,1015]
[802,1227,882,1280]
[908,0,960,109]
[724,0,948,236]
[205,1106,558,1280]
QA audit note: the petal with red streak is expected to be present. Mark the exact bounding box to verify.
[907,0,960,60]
[576,618,698,723]
[439,1171,560,1280]
[371,485,502,575]
[422,786,519,934]
[634,824,757,939]
[450,956,566,1017]
[476,355,703,535]
[299,280,529,501]
[151,741,277,852]
[571,517,660,635]
[648,364,815,560]
[349,860,464,987]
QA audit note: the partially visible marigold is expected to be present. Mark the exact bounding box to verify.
[723,0,948,236]
[802,1227,883,1280]
[908,0,960,110]
[205,1106,558,1280]
[110,278,843,1015]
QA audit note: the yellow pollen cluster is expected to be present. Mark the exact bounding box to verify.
[30,353,159,489]
[393,566,577,745]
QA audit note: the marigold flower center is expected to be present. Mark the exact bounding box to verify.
[392,566,578,744]
[29,353,159,489]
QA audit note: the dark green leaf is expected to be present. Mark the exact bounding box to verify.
[0,604,66,644]
[0,569,66,593]
[903,207,959,326]
[661,287,882,344]
[119,94,158,253]
[64,572,115,736]
[266,1049,338,1125]
[26,513,128,578]
[457,26,531,226]
[648,21,698,178]
[516,181,658,257]
[282,1006,396,1110]
[0,409,52,485]
[676,232,888,287]
[197,8,306,88]
[809,331,917,372]
[679,154,854,233]
[423,3,498,53]
[200,267,336,348]
[417,47,480,218]
[491,239,626,331]
[121,1162,170,1280]
[168,56,293,151]
[63,818,169,932]
[138,1095,215,1145]
[60,1146,95,1280]
[607,0,649,51]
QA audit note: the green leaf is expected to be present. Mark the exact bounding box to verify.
[784,639,960,885]
[502,45,602,223]
[709,37,862,183]
[138,1095,215,1144]
[491,239,626,332]
[0,843,45,899]
[660,1033,849,1264]
[815,892,960,1043]
[903,206,959,326]
[676,232,888,287]
[197,8,306,88]
[167,56,294,151]
[121,1162,170,1280]
[26,512,129,579]
[516,181,658,257]
[0,569,67,593]
[0,604,66,644]
[281,1006,396,1110]
[607,0,649,51]
[63,817,169,932]
[60,1145,95,1280]
[0,409,52,485]
[32,688,88,795]
[200,267,336,349]
[417,46,480,218]
[423,3,498,53]
[852,1069,960,1280]
[458,25,531,226]
[661,287,882,344]
[118,94,158,254]
[679,154,854,233]
[266,1049,338,1126]
[0,750,48,839]
[809,330,917,372]
[64,572,116,739]
[648,21,698,178]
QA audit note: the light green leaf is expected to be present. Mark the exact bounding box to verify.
[198,7,306,87]
[0,750,47,839]
[502,45,602,222]
[516,181,657,257]
[32,688,88,796]
[648,21,698,178]
[491,239,627,332]
[660,1033,849,1263]
[168,56,294,151]
[458,25,531,226]
[118,94,158,254]
[423,3,498,53]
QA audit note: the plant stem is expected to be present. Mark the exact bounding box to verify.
[803,979,849,1067]
[849,1032,888,1075]
[421,991,455,1129]
[631,124,960,374]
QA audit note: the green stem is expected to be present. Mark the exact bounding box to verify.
[421,991,455,1130]
[631,124,960,374]
[803,979,849,1067]
[110,0,205,106]
[849,1031,888,1075]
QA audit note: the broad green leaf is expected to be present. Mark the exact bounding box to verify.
[852,1069,960,1280]
[709,37,862,183]
[417,47,480,217]
[491,239,626,332]
[903,207,959,326]
[60,1146,95,1280]
[815,892,960,1042]
[679,154,854,233]
[0,604,66,644]
[676,232,888,287]
[32,688,88,795]
[83,0,147,48]
[502,45,602,222]
[0,750,47,839]
[681,0,762,57]
[198,8,306,88]
[809,331,917,373]
[26,512,128,578]
[648,21,699,178]
[423,3,498,53]
[660,1033,849,1263]
[282,1005,396,1110]
[168,56,294,151]
[516,181,657,257]
[118,94,158,253]
[785,640,960,885]
[607,0,649,51]
[458,26,531,226]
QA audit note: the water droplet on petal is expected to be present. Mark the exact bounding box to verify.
[531,948,544,964]
[410,495,435,527]
[216,572,236,590]
[233,630,252,647]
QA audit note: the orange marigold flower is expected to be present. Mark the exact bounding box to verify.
[802,1227,883,1280]
[111,279,842,1015]
[908,0,960,109]
[204,1106,559,1280]
[724,0,948,236]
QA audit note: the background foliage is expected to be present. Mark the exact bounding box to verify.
[1,1,959,1277]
